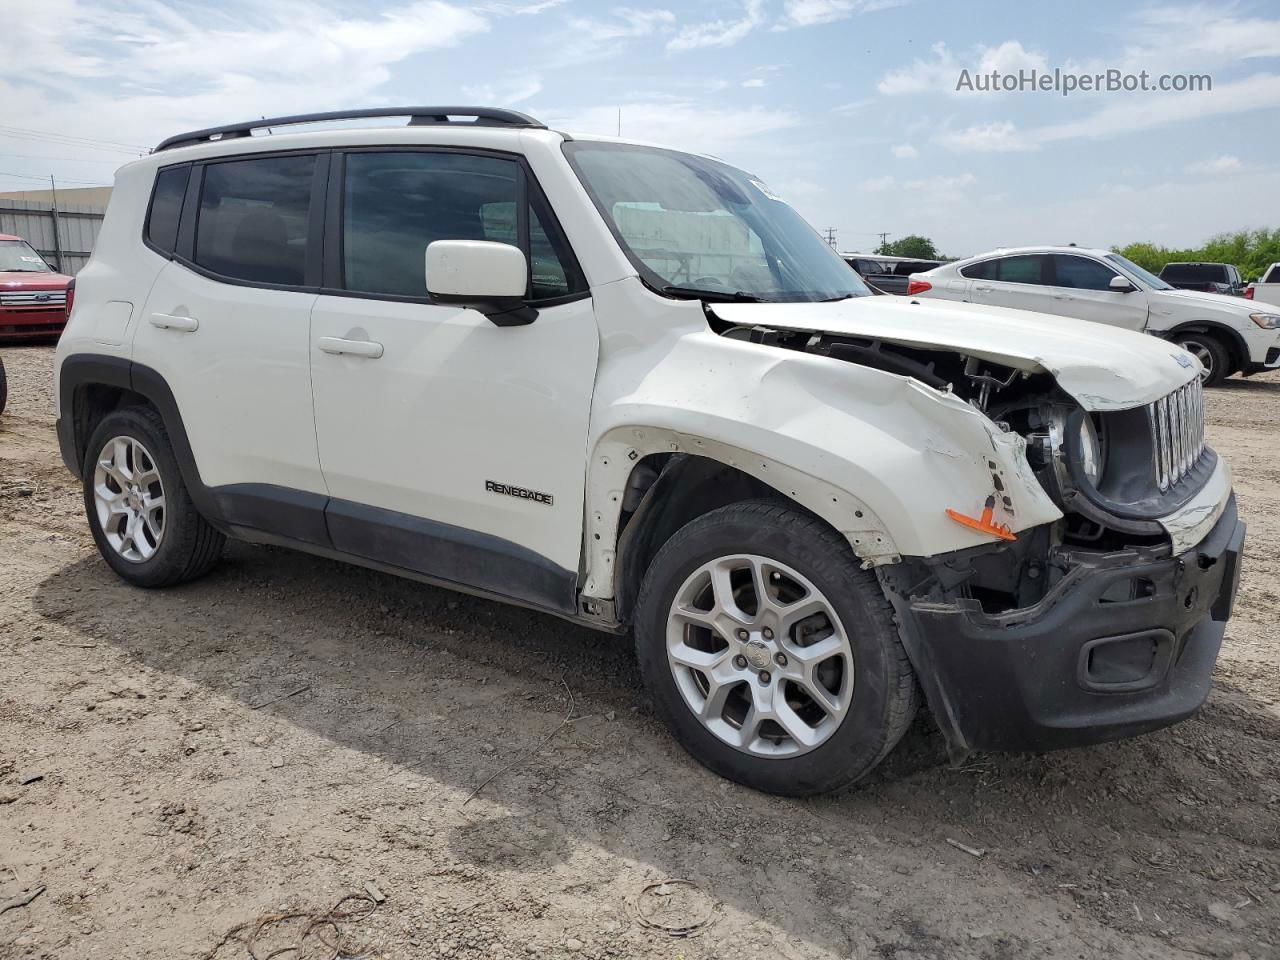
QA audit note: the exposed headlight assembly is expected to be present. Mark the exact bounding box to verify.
[1250,313,1280,329]
[1077,413,1103,485]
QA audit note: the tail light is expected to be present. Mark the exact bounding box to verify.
[1244,286,1254,300]
[906,279,932,296]
[65,279,75,319]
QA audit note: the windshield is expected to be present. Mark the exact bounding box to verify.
[0,239,53,273]
[1107,253,1172,291]
[563,141,870,303]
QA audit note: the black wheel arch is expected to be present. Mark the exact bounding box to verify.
[58,355,219,522]
[1162,321,1248,375]
[613,453,827,625]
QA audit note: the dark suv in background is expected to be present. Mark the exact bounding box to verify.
[1158,262,1245,296]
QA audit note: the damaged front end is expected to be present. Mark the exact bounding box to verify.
[714,315,1246,758]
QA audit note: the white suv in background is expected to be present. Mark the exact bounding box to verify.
[55,108,1244,796]
[909,246,1280,386]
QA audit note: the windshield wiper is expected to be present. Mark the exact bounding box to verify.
[660,285,771,303]
[816,292,861,303]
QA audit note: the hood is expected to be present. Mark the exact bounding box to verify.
[0,271,72,289]
[711,295,1196,411]
[1152,287,1265,315]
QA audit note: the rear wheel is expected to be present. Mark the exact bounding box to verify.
[83,407,225,587]
[0,357,7,415]
[1174,333,1229,387]
[634,500,918,796]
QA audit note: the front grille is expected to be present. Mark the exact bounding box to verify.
[1147,378,1204,492]
[0,290,66,307]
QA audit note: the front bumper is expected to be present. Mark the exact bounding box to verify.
[0,306,67,340]
[887,497,1244,754]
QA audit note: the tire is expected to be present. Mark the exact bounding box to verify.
[82,406,225,587]
[1174,333,1229,387]
[634,500,919,796]
[0,357,7,415]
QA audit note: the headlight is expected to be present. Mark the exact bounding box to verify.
[1250,313,1280,329]
[1078,415,1102,485]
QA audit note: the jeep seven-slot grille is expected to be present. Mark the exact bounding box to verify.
[1147,378,1204,492]
[0,290,67,309]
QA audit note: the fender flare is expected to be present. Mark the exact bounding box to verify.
[1159,321,1249,373]
[57,354,222,523]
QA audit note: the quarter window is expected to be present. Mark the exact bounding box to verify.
[1052,255,1120,291]
[194,154,317,286]
[146,165,189,256]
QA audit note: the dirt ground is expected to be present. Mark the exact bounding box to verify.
[0,343,1276,960]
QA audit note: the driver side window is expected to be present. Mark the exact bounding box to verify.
[1052,255,1121,291]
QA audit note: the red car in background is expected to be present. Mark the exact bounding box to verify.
[0,234,72,341]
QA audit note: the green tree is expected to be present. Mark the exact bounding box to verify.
[1114,228,1280,282]
[877,235,941,259]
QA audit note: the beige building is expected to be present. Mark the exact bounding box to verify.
[0,185,113,207]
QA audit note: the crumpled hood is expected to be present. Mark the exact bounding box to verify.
[711,295,1196,411]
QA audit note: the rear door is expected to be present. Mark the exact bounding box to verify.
[308,148,598,611]
[133,151,329,541]
[964,254,1056,313]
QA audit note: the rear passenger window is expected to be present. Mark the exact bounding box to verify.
[194,154,316,286]
[993,255,1048,284]
[1052,255,1119,291]
[341,151,584,300]
[146,165,190,256]
[960,259,995,280]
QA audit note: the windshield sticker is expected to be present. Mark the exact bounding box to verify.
[748,179,783,202]
[20,256,43,263]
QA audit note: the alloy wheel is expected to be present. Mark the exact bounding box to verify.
[665,554,854,758]
[92,436,166,563]
[1180,339,1215,383]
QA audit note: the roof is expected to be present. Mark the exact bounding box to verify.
[0,234,24,242]
[948,244,1116,265]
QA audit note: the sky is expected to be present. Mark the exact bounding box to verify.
[1,0,1278,256]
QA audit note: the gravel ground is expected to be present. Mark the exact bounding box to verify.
[1,343,1277,960]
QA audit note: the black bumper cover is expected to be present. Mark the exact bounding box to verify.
[890,498,1244,754]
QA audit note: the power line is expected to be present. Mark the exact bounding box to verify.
[0,126,146,156]
[0,152,123,165]
[0,170,110,186]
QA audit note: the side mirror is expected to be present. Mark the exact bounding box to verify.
[425,240,536,326]
[1109,275,1136,293]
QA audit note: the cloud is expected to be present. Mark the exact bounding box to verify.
[935,71,1280,153]
[859,175,896,193]
[0,0,491,159]
[777,0,911,29]
[567,7,676,43]
[878,40,1046,95]
[667,0,766,52]
[890,143,918,159]
[461,76,543,105]
[856,172,975,196]
[742,77,767,88]
[935,121,1036,153]
[547,101,798,155]
[1186,154,1242,174]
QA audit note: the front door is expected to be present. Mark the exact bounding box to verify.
[1047,254,1149,330]
[309,149,598,612]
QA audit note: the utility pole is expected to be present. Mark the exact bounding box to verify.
[617,108,621,137]
[876,231,890,252]
[48,175,64,273]
[822,227,838,249]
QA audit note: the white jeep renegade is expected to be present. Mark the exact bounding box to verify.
[55,107,1245,796]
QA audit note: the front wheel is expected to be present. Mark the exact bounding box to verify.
[634,500,918,796]
[1174,334,1229,387]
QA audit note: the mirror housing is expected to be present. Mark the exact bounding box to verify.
[425,240,536,326]
[1109,275,1136,293]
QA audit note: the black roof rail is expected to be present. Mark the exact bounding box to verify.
[154,106,545,152]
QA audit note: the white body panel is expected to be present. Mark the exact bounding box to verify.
[309,294,599,571]
[53,124,1237,612]
[132,260,324,493]
[914,246,1280,368]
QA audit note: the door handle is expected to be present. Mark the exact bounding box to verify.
[318,336,384,359]
[150,312,199,332]
[974,284,992,292]
[1053,293,1073,300]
